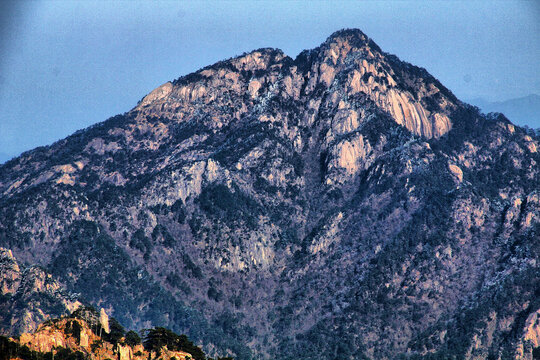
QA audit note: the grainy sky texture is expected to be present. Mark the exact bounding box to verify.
[0,0,539,161]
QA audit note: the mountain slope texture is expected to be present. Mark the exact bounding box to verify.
[0,29,539,360]
[0,248,81,336]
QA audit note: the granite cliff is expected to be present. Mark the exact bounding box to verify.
[1,306,203,360]
[0,29,539,359]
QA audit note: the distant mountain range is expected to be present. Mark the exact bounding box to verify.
[1,29,539,359]
[468,94,540,129]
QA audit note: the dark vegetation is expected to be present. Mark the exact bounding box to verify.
[197,184,261,227]
[141,325,237,360]
[143,327,206,360]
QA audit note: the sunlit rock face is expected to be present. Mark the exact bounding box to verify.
[0,29,539,360]
[133,30,454,140]
[14,314,192,360]
[312,30,454,139]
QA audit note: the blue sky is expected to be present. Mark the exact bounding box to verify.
[0,1,539,161]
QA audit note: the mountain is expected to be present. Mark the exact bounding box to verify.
[469,94,540,129]
[0,29,539,359]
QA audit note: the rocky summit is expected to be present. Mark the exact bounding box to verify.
[0,29,539,359]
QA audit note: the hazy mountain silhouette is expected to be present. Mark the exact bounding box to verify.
[469,94,540,128]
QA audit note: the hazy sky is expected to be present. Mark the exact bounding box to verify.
[0,1,539,161]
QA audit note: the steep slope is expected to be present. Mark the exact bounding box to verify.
[0,29,539,359]
[0,248,82,336]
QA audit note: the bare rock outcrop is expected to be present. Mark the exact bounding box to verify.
[0,248,81,335]
[14,316,194,360]
[512,308,540,359]
[100,308,110,334]
[0,248,20,295]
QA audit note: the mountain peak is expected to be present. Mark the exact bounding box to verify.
[326,28,369,43]
[134,28,455,139]
[323,28,382,55]
[229,47,287,71]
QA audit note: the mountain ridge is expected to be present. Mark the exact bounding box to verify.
[0,29,539,359]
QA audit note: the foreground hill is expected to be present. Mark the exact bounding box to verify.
[1,307,209,360]
[0,29,539,359]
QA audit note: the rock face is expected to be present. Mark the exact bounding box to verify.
[0,249,20,295]
[0,248,81,336]
[10,315,193,360]
[0,29,539,359]
[514,309,540,359]
[100,308,110,334]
